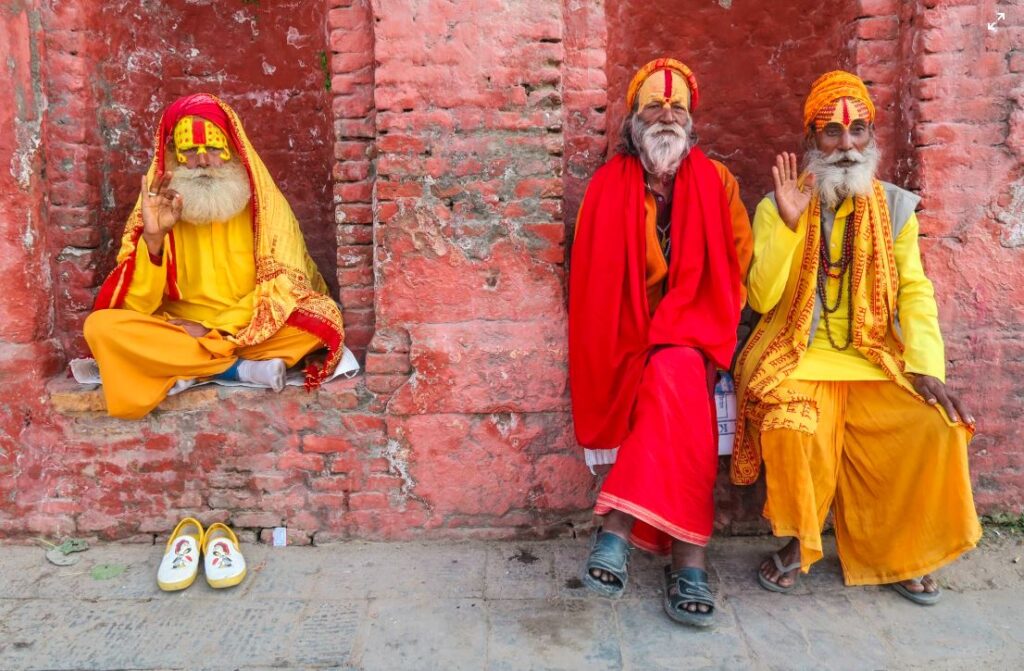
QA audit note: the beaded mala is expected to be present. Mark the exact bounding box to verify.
[816,199,864,351]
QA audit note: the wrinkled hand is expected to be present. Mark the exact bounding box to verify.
[910,374,975,425]
[140,173,183,256]
[772,152,816,231]
[168,319,209,338]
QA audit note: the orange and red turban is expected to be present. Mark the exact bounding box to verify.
[802,70,876,131]
[626,58,700,112]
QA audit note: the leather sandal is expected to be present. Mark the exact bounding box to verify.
[663,565,715,628]
[581,529,630,598]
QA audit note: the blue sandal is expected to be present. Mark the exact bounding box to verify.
[663,566,716,628]
[581,529,630,598]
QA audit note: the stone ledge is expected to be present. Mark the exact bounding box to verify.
[47,374,365,416]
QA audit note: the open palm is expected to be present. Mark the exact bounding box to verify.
[772,152,815,230]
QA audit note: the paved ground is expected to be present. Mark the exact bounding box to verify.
[1,531,1022,670]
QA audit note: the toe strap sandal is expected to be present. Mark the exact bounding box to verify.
[757,552,802,593]
[891,578,942,605]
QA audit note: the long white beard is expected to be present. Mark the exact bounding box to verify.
[632,117,693,179]
[804,141,881,210]
[166,157,251,225]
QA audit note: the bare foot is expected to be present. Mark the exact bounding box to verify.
[759,537,801,589]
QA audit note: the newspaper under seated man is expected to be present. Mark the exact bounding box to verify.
[733,71,980,605]
[568,58,752,627]
[85,93,345,419]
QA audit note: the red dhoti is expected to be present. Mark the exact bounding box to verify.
[595,346,717,554]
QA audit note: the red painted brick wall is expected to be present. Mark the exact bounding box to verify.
[0,0,1020,541]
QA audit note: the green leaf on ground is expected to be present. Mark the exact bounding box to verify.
[56,539,90,555]
[90,563,126,580]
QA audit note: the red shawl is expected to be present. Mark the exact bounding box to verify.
[568,149,742,448]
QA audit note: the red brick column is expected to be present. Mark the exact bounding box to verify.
[0,1,66,537]
[562,0,608,238]
[369,0,592,532]
[329,0,377,360]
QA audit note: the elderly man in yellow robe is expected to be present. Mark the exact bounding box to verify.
[733,71,980,605]
[85,94,345,419]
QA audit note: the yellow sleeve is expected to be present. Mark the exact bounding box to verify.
[122,237,168,314]
[894,213,945,381]
[200,291,256,335]
[746,197,802,314]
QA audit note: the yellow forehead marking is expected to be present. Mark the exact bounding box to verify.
[636,69,690,110]
[172,116,231,164]
[814,96,870,131]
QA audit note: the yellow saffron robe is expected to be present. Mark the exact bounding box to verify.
[85,208,323,419]
[734,183,980,584]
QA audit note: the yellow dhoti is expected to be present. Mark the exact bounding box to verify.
[84,309,322,419]
[761,378,981,585]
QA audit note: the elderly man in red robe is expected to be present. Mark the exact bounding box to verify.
[569,58,753,627]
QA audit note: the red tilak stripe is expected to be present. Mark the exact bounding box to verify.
[841,98,851,126]
[663,69,672,100]
[192,118,206,145]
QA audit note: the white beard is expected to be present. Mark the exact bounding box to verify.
[631,116,693,179]
[804,141,881,210]
[166,156,251,225]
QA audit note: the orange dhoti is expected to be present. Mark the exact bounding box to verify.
[84,309,322,419]
[761,378,981,585]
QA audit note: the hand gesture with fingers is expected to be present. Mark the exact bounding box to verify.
[140,173,182,256]
[772,152,816,231]
[909,374,975,426]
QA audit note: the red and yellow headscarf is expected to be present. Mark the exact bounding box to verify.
[626,58,700,112]
[802,70,876,131]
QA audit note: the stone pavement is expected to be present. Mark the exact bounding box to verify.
[1,531,1022,670]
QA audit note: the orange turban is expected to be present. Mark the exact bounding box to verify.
[802,70,875,130]
[626,58,700,112]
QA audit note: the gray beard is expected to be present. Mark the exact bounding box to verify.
[803,141,882,210]
[631,116,693,179]
[166,156,251,225]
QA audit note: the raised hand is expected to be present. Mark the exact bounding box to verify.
[140,173,183,256]
[772,152,816,231]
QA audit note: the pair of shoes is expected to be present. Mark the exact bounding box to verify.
[157,518,247,591]
[663,565,716,628]
[580,528,631,598]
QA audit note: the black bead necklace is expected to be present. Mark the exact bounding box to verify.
[816,200,862,351]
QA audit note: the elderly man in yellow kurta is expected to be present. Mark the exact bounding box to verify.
[733,71,980,605]
[85,93,345,419]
